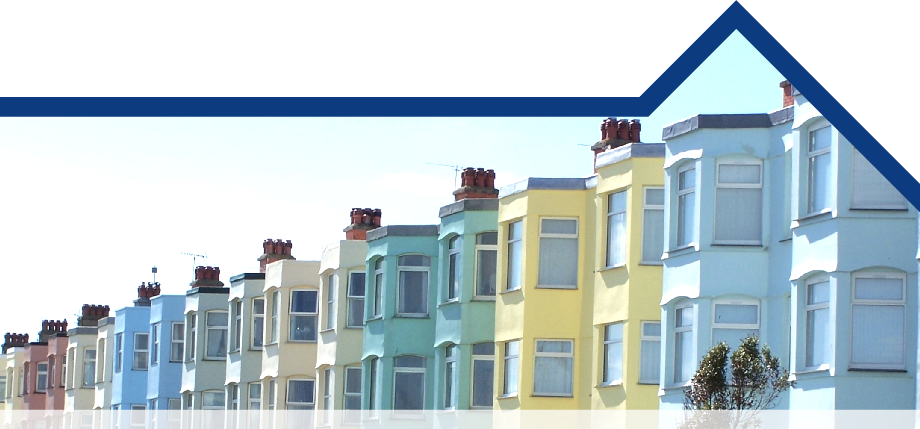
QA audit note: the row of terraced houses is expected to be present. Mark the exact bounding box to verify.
[0,83,916,429]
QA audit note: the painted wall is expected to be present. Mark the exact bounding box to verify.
[22,343,48,411]
[181,287,230,410]
[147,294,185,411]
[2,349,24,424]
[66,328,98,411]
[112,305,151,411]
[45,335,68,411]
[225,274,265,412]
[94,318,116,411]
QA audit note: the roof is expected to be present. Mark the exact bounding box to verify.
[499,176,597,198]
[366,225,440,242]
[662,106,794,140]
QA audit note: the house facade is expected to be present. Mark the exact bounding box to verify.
[66,305,109,415]
[110,284,157,425]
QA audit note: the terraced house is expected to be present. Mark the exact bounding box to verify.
[66,305,109,415]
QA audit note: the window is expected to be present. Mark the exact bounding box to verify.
[229,384,239,411]
[247,384,260,429]
[393,355,426,414]
[286,379,315,410]
[807,124,832,214]
[851,147,907,209]
[326,274,336,330]
[343,367,362,424]
[290,290,318,342]
[149,399,158,428]
[130,405,146,429]
[322,370,332,424]
[368,357,379,418]
[471,342,494,408]
[0,376,5,403]
[48,356,55,390]
[170,322,184,363]
[447,236,462,301]
[711,300,760,347]
[252,298,265,349]
[674,304,694,384]
[397,255,430,316]
[112,405,121,429]
[502,340,519,396]
[715,162,763,244]
[135,332,150,370]
[676,165,696,247]
[533,340,574,396]
[443,345,457,409]
[232,300,242,352]
[602,323,623,385]
[851,274,906,369]
[373,258,384,317]
[115,333,123,373]
[805,278,830,369]
[475,232,498,297]
[642,187,665,264]
[270,291,280,344]
[82,349,96,388]
[151,324,160,366]
[187,314,197,361]
[18,367,24,395]
[36,362,48,393]
[506,221,523,291]
[346,272,366,328]
[63,351,71,388]
[168,398,182,429]
[538,219,579,288]
[606,191,627,267]
[205,311,228,359]
[639,322,661,384]
[96,339,105,383]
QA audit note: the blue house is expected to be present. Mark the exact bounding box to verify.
[147,291,186,429]
[111,284,155,427]
[658,82,917,410]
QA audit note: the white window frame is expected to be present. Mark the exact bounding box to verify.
[639,321,661,384]
[710,298,761,347]
[850,147,908,210]
[392,355,426,416]
[35,362,48,393]
[602,323,624,385]
[130,405,146,429]
[248,383,261,411]
[532,339,574,397]
[606,190,627,268]
[474,232,498,298]
[676,164,696,248]
[232,299,242,352]
[850,272,907,370]
[151,323,160,366]
[64,350,72,388]
[322,369,333,424]
[204,310,228,360]
[270,291,280,344]
[82,348,95,388]
[170,322,184,363]
[114,333,123,373]
[187,313,197,361]
[346,271,366,328]
[446,236,461,302]
[289,289,318,342]
[537,217,579,289]
[396,255,430,317]
[470,342,494,409]
[286,379,315,409]
[373,258,384,318]
[713,160,763,245]
[367,357,379,418]
[96,339,105,383]
[502,340,519,397]
[201,391,225,410]
[806,121,833,215]
[325,273,336,330]
[804,276,831,370]
[134,332,150,370]
[252,297,265,350]
[673,303,694,385]
[0,375,5,404]
[443,344,457,410]
[641,187,665,265]
[506,221,523,292]
[343,366,362,424]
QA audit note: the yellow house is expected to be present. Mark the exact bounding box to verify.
[590,140,664,410]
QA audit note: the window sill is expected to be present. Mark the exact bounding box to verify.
[711,242,764,248]
[438,300,460,308]
[287,340,318,344]
[849,207,909,212]
[497,393,518,399]
[344,325,364,330]
[320,328,335,334]
[471,296,496,302]
[394,314,430,319]
[793,209,832,225]
[366,316,383,322]
[847,367,908,373]
[661,382,690,392]
[664,244,696,258]
[499,288,523,295]
[596,380,623,388]
[638,261,664,266]
[531,393,574,398]
[790,366,829,381]
[248,348,263,353]
[203,357,227,361]
[535,285,577,290]
[637,381,660,385]
[435,408,456,414]
[597,264,626,273]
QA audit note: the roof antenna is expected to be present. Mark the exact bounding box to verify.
[180,252,208,277]
[426,162,461,188]
[152,266,158,284]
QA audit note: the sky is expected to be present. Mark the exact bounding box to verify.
[0,31,786,335]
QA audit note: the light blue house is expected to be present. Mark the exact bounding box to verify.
[111,284,155,425]
[362,224,440,418]
[658,82,917,410]
[147,292,186,428]
[432,173,499,412]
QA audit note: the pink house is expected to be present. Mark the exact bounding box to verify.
[21,320,67,411]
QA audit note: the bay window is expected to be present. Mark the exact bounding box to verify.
[373,259,384,317]
[287,379,315,411]
[397,255,430,316]
[714,161,763,244]
[851,147,907,209]
[343,367,362,424]
[676,165,696,247]
[533,340,574,396]
[537,218,578,288]
[82,349,95,388]
[151,323,160,365]
[502,340,519,396]
[807,124,832,214]
[252,298,265,349]
[475,232,498,297]
[290,290,318,342]
[602,323,623,385]
[805,277,830,369]
[326,274,336,330]
[346,272,366,327]
[711,299,760,347]
[393,355,426,414]
[639,321,661,384]
[232,300,242,352]
[170,322,184,362]
[606,190,627,267]
[205,311,228,359]
[36,362,48,393]
[506,221,522,291]
[674,304,694,384]
[270,291,280,344]
[471,342,494,408]
[443,344,457,409]
[115,333,123,372]
[447,236,461,301]
[187,314,197,361]
[851,274,906,370]
[642,187,665,264]
[134,332,150,370]
[368,357,379,417]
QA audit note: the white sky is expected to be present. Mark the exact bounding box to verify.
[0,33,787,334]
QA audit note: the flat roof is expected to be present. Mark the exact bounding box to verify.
[662,106,794,140]
[366,225,440,242]
[499,176,597,198]
[595,143,665,169]
[438,198,499,218]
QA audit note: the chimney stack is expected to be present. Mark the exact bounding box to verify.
[257,239,295,273]
[344,208,382,240]
[2,333,29,353]
[591,117,643,172]
[135,282,162,307]
[77,304,111,327]
[38,320,68,342]
[780,80,794,107]
[452,167,499,201]
[190,266,224,288]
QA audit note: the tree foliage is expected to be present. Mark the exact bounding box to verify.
[679,336,794,429]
